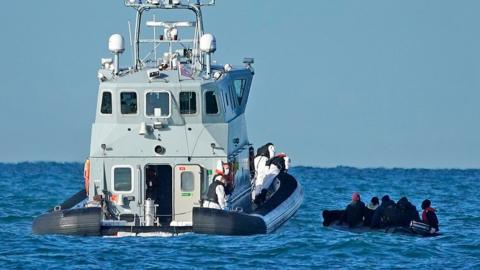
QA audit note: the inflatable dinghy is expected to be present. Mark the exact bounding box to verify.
[322,210,441,237]
[193,172,303,235]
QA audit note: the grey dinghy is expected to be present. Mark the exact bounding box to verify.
[32,0,303,237]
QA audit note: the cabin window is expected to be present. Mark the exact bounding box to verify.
[120,92,137,114]
[146,91,171,117]
[229,86,236,108]
[224,91,229,107]
[181,172,195,192]
[179,92,197,114]
[205,91,219,114]
[234,79,247,104]
[113,166,133,192]
[101,92,112,114]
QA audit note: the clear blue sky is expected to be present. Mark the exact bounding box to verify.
[0,1,479,168]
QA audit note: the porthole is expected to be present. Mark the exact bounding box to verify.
[155,145,166,155]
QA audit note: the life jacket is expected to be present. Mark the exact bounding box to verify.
[206,178,224,204]
[422,207,436,224]
[266,155,287,172]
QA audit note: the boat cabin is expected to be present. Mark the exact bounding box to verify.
[86,0,256,227]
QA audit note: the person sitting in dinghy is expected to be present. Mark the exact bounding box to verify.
[421,199,439,233]
[339,192,365,227]
[252,143,275,202]
[203,161,230,210]
[396,197,420,227]
[363,196,379,226]
[371,195,397,229]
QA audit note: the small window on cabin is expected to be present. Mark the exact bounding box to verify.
[181,171,195,192]
[101,92,112,114]
[113,167,133,192]
[229,86,236,108]
[146,91,170,117]
[179,92,197,114]
[234,79,247,104]
[205,91,219,114]
[224,91,229,107]
[120,92,137,114]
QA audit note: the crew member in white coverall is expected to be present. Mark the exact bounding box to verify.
[254,152,291,205]
[203,160,230,210]
[252,143,275,201]
[262,153,291,192]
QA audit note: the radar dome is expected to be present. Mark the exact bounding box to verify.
[200,33,216,53]
[108,34,125,54]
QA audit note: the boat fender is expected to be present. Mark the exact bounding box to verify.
[84,159,90,196]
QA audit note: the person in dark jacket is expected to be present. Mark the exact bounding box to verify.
[421,199,439,233]
[363,196,379,226]
[396,197,420,227]
[341,192,366,228]
[371,195,397,229]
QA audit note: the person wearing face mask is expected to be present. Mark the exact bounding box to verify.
[203,160,230,210]
[252,143,275,202]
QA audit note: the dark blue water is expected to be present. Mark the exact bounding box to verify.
[1,163,479,269]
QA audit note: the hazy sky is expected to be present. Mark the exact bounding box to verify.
[0,1,479,168]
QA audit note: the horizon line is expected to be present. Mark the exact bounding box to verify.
[1,160,478,171]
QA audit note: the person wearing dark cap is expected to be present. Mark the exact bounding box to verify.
[421,199,439,233]
[363,196,379,226]
[340,192,365,228]
[370,195,397,229]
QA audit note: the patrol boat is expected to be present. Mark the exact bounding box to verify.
[32,0,303,236]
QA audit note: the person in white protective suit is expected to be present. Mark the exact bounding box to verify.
[203,160,230,210]
[252,143,275,201]
[254,152,291,205]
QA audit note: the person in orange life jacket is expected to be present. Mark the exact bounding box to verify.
[421,199,439,233]
[254,153,290,205]
[252,143,275,200]
[203,161,230,210]
[340,192,366,227]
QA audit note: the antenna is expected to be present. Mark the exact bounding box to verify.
[153,15,157,61]
[128,20,134,66]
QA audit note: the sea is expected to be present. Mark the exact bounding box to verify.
[0,163,479,269]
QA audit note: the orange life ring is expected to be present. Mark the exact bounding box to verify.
[84,159,90,196]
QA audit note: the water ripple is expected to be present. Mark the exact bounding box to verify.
[0,163,479,268]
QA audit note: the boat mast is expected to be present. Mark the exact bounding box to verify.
[124,0,213,71]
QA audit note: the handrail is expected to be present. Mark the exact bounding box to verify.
[125,1,206,71]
